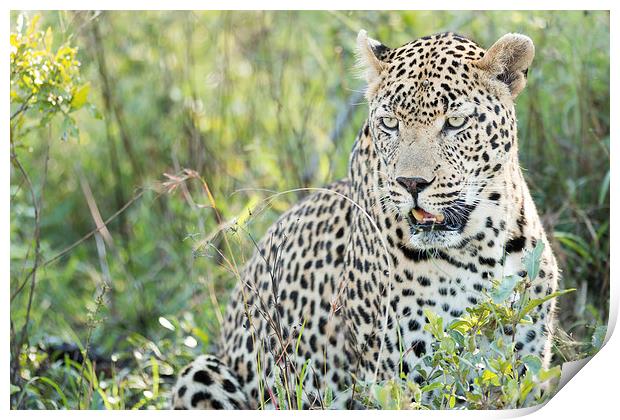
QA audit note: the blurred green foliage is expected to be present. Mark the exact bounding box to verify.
[10,11,609,409]
[10,14,92,141]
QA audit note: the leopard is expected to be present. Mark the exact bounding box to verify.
[172,29,560,409]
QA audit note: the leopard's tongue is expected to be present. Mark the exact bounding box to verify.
[411,207,445,223]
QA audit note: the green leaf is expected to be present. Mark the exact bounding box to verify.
[296,359,310,409]
[518,377,535,405]
[489,339,506,356]
[423,309,444,340]
[481,369,500,386]
[44,26,53,52]
[456,355,477,370]
[37,376,69,408]
[70,82,90,110]
[87,103,103,119]
[490,275,520,303]
[599,169,610,206]
[440,335,456,354]
[421,381,444,393]
[151,356,160,398]
[539,365,561,382]
[448,329,465,348]
[553,231,594,263]
[591,325,607,350]
[190,326,209,347]
[519,289,576,319]
[324,387,333,408]
[503,378,519,404]
[10,384,20,395]
[61,115,79,141]
[274,369,287,409]
[448,319,471,334]
[523,240,544,280]
[522,355,542,375]
[295,318,307,355]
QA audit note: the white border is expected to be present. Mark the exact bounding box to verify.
[3,1,617,418]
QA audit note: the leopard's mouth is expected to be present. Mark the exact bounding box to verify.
[407,206,461,232]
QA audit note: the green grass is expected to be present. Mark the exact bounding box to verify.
[10,11,609,409]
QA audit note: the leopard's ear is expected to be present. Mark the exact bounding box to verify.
[356,30,389,99]
[475,33,534,98]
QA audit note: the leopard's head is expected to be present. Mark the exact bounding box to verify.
[357,30,534,249]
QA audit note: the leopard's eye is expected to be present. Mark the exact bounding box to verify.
[445,116,467,129]
[379,117,399,132]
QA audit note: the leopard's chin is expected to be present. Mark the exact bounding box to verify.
[408,230,465,250]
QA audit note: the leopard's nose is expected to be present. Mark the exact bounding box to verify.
[396,176,433,199]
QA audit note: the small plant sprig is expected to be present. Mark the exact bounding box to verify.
[10,13,93,141]
[370,241,575,410]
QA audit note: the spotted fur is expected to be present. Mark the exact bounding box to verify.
[173,31,559,410]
